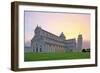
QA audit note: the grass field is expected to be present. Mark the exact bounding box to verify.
[24,52,90,61]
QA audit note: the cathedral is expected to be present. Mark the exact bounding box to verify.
[31,26,83,53]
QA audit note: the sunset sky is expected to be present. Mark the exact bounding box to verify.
[24,11,90,49]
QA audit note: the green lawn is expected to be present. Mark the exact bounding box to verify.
[24,52,90,61]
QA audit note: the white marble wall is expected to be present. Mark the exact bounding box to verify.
[31,27,82,53]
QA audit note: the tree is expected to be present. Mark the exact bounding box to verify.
[82,49,86,52]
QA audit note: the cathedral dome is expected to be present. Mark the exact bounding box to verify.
[59,32,66,40]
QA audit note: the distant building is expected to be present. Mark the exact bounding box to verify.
[31,26,83,53]
[77,35,83,52]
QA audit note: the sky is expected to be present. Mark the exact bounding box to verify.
[24,11,90,49]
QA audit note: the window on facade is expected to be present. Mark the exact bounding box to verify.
[40,48,42,52]
[36,47,38,52]
[40,45,42,52]
[33,49,34,52]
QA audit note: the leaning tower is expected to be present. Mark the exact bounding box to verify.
[77,34,83,52]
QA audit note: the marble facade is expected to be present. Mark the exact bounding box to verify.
[31,26,83,53]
